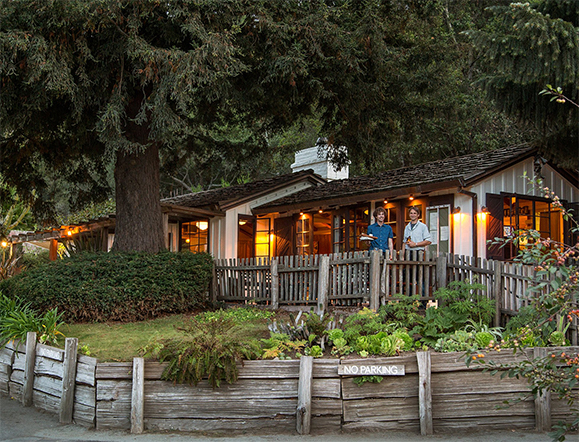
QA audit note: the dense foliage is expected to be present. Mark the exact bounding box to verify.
[467,0,579,168]
[0,251,213,322]
[0,293,65,347]
[1,0,527,248]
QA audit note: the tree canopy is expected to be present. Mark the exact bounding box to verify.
[1,0,529,251]
[467,0,579,168]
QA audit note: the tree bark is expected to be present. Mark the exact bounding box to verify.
[111,94,165,253]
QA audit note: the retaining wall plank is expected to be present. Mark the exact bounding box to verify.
[144,417,297,433]
[35,355,63,378]
[312,378,340,399]
[433,416,535,430]
[432,393,534,419]
[431,370,530,395]
[144,397,297,419]
[343,397,420,422]
[144,378,299,399]
[36,344,64,361]
[342,375,418,400]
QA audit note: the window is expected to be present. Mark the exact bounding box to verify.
[332,204,370,253]
[238,216,255,259]
[255,218,271,258]
[486,193,564,261]
[426,205,450,254]
[181,220,209,253]
[296,214,311,256]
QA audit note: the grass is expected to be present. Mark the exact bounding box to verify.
[57,307,284,362]
[58,314,192,361]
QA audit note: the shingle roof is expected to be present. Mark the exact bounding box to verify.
[160,169,325,210]
[255,144,536,211]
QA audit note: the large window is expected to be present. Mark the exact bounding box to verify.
[426,205,450,254]
[181,220,208,253]
[238,216,272,259]
[486,193,563,261]
[332,204,370,254]
[296,214,311,256]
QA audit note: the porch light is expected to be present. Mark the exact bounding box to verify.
[300,210,304,216]
[409,195,414,201]
[197,221,208,231]
[318,208,323,214]
[239,219,247,226]
[383,199,388,204]
[452,207,461,215]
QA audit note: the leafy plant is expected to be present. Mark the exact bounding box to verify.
[141,316,261,388]
[261,333,305,360]
[353,375,383,386]
[0,293,65,347]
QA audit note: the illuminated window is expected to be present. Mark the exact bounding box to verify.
[181,220,209,253]
[255,218,271,258]
[296,214,311,256]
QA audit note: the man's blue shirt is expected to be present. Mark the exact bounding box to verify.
[367,223,394,251]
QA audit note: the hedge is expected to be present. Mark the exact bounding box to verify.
[0,251,213,323]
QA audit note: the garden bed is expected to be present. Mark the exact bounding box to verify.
[1,336,577,436]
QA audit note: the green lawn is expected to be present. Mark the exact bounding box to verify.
[59,314,192,361]
[58,309,280,362]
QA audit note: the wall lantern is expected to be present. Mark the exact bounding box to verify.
[409,194,414,201]
[318,208,323,214]
[452,207,461,214]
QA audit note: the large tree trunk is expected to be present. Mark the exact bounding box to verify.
[112,142,165,252]
[111,92,165,253]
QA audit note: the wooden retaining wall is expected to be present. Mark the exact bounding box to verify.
[1,334,577,436]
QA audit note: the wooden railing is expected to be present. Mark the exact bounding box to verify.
[212,251,578,343]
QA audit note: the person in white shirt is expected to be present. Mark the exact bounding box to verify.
[404,206,431,251]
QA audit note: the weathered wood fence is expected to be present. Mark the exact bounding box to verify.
[213,252,578,342]
[1,333,577,435]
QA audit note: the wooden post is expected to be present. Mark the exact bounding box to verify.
[49,239,58,261]
[59,337,78,424]
[417,351,433,435]
[211,262,218,304]
[435,254,447,291]
[317,255,330,316]
[493,262,503,328]
[369,250,381,310]
[534,348,551,432]
[296,355,313,435]
[131,357,145,434]
[22,331,37,407]
[271,258,279,310]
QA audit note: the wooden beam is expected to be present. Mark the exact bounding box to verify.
[417,351,433,435]
[59,338,78,424]
[22,332,37,407]
[131,358,145,434]
[296,356,313,435]
[534,347,551,432]
[317,255,330,316]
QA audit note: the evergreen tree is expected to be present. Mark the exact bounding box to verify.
[466,0,579,168]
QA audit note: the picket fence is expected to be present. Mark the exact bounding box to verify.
[213,251,578,342]
[1,333,577,436]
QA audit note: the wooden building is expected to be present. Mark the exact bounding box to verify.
[8,144,578,262]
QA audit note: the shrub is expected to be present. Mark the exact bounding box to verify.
[141,316,261,388]
[0,251,213,322]
[0,293,65,346]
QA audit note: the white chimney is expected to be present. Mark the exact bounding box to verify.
[291,139,349,181]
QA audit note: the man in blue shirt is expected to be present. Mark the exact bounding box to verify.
[367,207,394,258]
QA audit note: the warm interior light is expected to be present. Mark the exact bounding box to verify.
[185,238,190,243]
[299,210,304,216]
[383,199,388,205]
[318,208,323,214]
[0,240,7,248]
[239,219,247,226]
[409,195,414,201]
[197,221,208,231]
[67,230,73,236]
